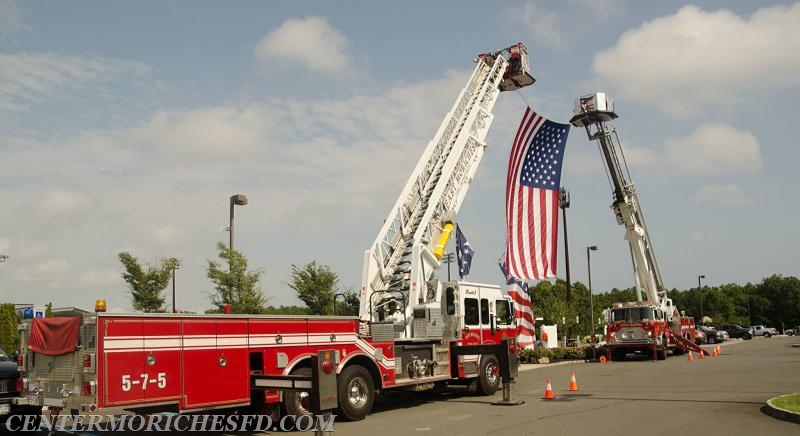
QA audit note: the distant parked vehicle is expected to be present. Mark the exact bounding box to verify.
[719,324,753,340]
[785,326,800,336]
[750,325,778,337]
[694,328,707,345]
[698,325,725,344]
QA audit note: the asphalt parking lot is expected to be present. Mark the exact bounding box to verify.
[334,336,800,435]
[4,337,797,435]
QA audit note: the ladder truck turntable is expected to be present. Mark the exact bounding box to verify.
[13,44,535,423]
[570,93,703,361]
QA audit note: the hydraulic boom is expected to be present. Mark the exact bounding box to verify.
[359,44,535,337]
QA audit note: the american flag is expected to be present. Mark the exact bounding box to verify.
[505,107,570,280]
[499,258,535,349]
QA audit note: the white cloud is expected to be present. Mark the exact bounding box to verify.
[0,53,149,111]
[500,2,565,50]
[31,189,91,221]
[254,16,353,76]
[592,4,800,116]
[80,269,121,286]
[142,225,189,246]
[14,258,69,282]
[689,229,717,246]
[693,184,751,207]
[128,106,272,157]
[500,0,625,51]
[626,123,762,175]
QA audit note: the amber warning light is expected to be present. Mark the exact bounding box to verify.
[95,299,107,312]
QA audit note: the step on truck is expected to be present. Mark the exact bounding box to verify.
[12,43,536,425]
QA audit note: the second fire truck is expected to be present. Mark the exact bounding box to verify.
[570,93,703,361]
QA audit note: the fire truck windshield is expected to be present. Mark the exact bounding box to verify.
[611,307,656,323]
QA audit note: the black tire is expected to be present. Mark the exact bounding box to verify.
[656,339,667,361]
[284,367,313,419]
[337,365,375,421]
[476,355,501,396]
[764,332,771,338]
[743,333,752,340]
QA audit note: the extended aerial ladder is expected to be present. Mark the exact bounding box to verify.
[359,44,535,338]
[569,93,676,319]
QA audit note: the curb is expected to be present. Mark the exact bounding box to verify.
[764,395,800,425]
[519,359,587,372]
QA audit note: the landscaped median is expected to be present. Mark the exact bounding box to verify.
[518,346,594,364]
[764,393,800,425]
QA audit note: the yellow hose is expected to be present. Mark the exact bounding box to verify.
[433,222,454,260]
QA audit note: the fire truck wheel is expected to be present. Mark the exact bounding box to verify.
[657,338,667,360]
[337,365,375,421]
[476,355,501,396]
[284,367,313,419]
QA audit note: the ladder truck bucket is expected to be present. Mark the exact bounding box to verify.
[569,92,618,127]
[498,43,536,91]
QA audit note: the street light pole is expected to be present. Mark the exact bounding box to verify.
[229,194,249,253]
[587,245,598,343]
[171,259,181,313]
[559,187,572,304]
[698,274,706,321]
[442,253,455,281]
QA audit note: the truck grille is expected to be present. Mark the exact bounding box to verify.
[0,377,13,394]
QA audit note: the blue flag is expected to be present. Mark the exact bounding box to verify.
[456,224,475,278]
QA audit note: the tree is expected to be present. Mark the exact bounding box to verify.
[207,242,268,314]
[0,303,20,354]
[289,262,338,315]
[45,302,53,318]
[118,252,177,312]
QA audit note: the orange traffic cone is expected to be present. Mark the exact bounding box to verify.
[568,372,579,391]
[687,350,694,361]
[699,349,705,359]
[716,346,721,355]
[599,355,607,364]
[544,378,555,399]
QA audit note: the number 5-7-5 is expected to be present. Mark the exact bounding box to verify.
[121,373,167,392]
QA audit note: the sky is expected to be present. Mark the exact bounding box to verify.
[0,1,798,313]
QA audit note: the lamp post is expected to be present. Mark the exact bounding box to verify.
[698,274,706,321]
[229,194,249,253]
[171,259,181,313]
[587,245,598,343]
[559,187,572,304]
[442,252,455,281]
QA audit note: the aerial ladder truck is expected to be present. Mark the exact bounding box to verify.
[570,93,702,361]
[12,44,535,426]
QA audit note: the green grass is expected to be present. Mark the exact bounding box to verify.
[773,393,800,413]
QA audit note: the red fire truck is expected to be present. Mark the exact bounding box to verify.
[13,44,535,422]
[570,93,703,361]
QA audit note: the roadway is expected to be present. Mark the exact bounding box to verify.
[335,336,800,435]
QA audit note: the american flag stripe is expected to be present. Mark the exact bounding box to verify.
[505,107,570,280]
[507,110,542,279]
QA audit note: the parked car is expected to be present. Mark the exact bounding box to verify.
[693,328,707,345]
[0,345,20,422]
[750,325,778,337]
[719,324,753,340]
[785,326,800,336]
[698,325,725,344]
